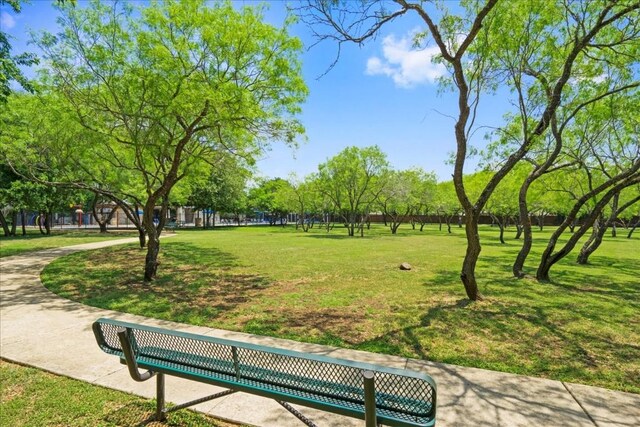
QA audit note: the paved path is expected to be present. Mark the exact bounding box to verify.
[1,238,638,427]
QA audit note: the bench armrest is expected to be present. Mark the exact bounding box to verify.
[117,327,155,382]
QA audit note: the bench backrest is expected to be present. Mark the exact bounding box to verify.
[93,318,436,427]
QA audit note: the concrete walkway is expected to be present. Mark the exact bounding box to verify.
[1,238,638,427]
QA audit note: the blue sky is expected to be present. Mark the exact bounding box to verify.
[1,0,511,182]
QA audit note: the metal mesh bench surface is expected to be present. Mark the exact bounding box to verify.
[93,318,436,427]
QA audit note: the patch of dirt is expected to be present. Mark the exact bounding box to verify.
[266,307,374,344]
[0,383,25,403]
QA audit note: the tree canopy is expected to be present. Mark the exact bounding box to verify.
[2,0,307,281]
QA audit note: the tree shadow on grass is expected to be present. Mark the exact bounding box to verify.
[477,252,640,300]
[322,264,640,393]
[103,401,221,426]
[21,242,273,324]
[159,241,242,269]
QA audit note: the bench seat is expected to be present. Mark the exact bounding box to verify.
[93,318,436,427]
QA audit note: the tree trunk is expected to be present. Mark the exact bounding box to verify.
[491,214,505,244]
[628,218,638,238]
[461,214,483,301]
[577,213,605,264]
[46,210,52,234]
[0,210,10,236]
[143,206,160,282]
[577,193,627,264]
[391,221,400,234]
[92,194,105,233]
[10,211,17,236]
[38,213,46,235]
[137,228,146,248]
[514,221,523,240]
[512,164,541,278]
[91,194,116,233]
[144,229,160,282]
[116,200,145,248]
[537,177,637,281]
[20,209,26,235]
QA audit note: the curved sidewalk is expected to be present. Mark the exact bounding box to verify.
[1,238,638,426]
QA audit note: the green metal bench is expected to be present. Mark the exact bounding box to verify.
[165,220,184,231]
[92,318,437,427]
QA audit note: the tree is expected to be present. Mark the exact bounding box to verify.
[188,157,250,228]
[378,168,424,234]
[21,0,306,281]
[479,168,524,243]
[410,171,438,232]
[316,146,389,236]
[535,98,640,281]
[300,0,639,300]
[0,0,39,104]
[248,178,294,226]
[432,181,462,234]
[287,175,318,232]
[475,0,640,277]
[577,184,640,264]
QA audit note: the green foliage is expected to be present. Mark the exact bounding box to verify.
[316,145,389,235]
[2,0,308,278]
[248,177,294,224]
[378,168,431,233]
[0,0,39,104]
[187,156,251,221]
[433,181,461,217]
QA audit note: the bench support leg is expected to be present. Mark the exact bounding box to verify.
[363,370,378,427]
[156,373,166,421]
[165,389,237,414]
[277,401,318,427]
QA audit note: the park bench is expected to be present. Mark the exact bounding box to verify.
[165,220,185,230]
[93,318,437,427]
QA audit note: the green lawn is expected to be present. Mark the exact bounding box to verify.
[0,229,138,258]
[0,360,235,426]
[41,224,640,393]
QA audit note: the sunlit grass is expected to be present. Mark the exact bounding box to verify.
[0,228,138,257]
[41,223,640,393]
[0,360,236,427]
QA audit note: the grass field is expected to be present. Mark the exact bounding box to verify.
[0,360,234,426]
[0,229,138,258]
[41,224,640,393]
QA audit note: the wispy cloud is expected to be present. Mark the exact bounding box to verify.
[366,32,446,88]
[1,11,16,30]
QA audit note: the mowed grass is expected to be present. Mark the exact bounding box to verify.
[0,360,235,426]
[41,224,640,393]
[0,228,138,258]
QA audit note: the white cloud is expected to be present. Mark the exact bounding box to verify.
[366,33,446,88]
[1,12,16,30]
